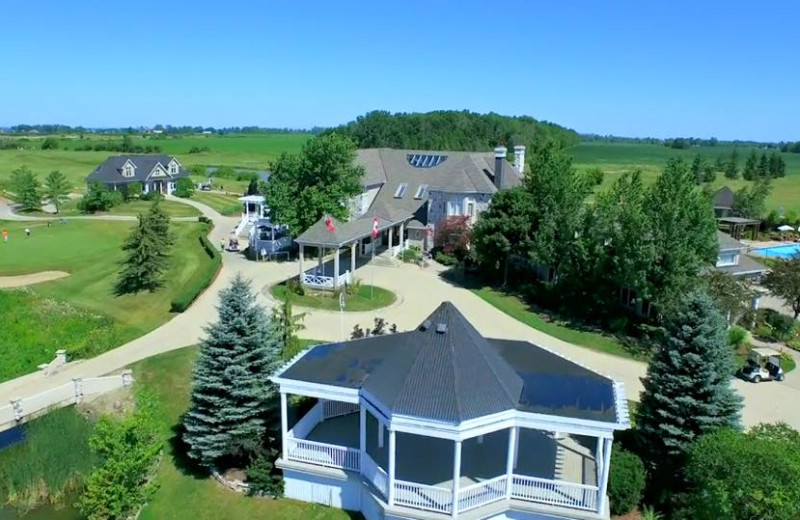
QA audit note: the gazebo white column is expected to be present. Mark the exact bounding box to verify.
[388,226,394,251]
[505,426,518,496]
[359,404,366,468]
[298,244,305,283]
[451,440,462,517]
[597,438,613,514]
[318,247,324,274]
[388,428,397,506]
[280,391,289,460]
[333,248,341,288]
[513,426,520,469]
[399,221,405,251]
[350,242,357,275]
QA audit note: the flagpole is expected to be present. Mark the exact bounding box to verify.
[371,210,375,300]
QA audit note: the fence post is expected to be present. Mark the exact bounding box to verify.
[11,399,23,421]
[73,378,84,403]
[55,349,67,364]
[121,370,134,387]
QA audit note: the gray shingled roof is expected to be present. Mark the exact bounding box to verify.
[295,215,397,247]
[86,154,189,184]
[717,230,745,251]
[278,302,620,424]
[716,254,768,276]
[714,186,735,209]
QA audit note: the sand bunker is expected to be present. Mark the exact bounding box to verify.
[0,271,69,288]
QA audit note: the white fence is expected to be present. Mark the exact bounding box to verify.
[322,400,359,420]
[458,475,508,512]
[289,401,323,440]
[362,453,388,497]
[511,474,599,512]
[301,270,351,290]
[0,371,134,432]
[286,437,360,471]
[394,480,453,514]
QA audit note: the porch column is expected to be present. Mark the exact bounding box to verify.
[333,247,341,289]
[399,221,405,251]
[513,426,520,469]
[388,226,394,250]
[298,244,305,283]
[388,428,397,506]
[318,247,324,274]
[451,440,462,517]
[359,403,366,469]
[350,242,357,275]
[597,438,613,514]
[378,422,384,448]
[595,437,603,484]
[280,392,289,460]
[505,426,518,497]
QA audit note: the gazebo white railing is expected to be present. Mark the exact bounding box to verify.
[510,475,599,511]
[301,270,351,290]
[394,480,453,514]
[458,475,508,512]
[286,437,360,471]
[362,453,389,496]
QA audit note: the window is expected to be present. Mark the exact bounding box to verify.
[717,253,738,267]
[123,166,133,178]
[407,154,448,168]
[466,201,475,217]
[394,183,408,198]
[446,201,461,217]
[169,163,177,174]
[414,184,428,200]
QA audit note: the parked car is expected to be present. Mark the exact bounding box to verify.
[740,348,785,383]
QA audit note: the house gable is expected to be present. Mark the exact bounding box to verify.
[146,163,171,179]
[167,158,181,176]
[120,159,137,179]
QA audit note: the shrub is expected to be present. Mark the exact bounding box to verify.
[435,251,458,266]
[608,446,646,516]
[286,278,305,296]
[198,215,212,224]
[77,181,122,213]
[173,177,195,198]
[246,453,283,497]
[124,182,142,201]
[754,324,774,341]
[727,325,748,348]
[140,190,163,202]
[170,234,221,312]
[762,309,796,341]
[585,166,605,187]
[399,245,422,263]
[345,278,362,295]
[787,338,800,352]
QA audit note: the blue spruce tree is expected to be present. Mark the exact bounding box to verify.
[636,291,742,473]
[183,274,283,467]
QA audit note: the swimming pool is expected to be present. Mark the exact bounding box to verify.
[755,243,800,259]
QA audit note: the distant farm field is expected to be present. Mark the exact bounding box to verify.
[0,133,312,189]
[569,142,800,213]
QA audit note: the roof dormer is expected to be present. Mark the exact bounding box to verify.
[121,159,136,178]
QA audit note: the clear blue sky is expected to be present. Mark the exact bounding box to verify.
[1,1,797,141]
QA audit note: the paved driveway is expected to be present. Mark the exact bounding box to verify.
[2,197,799,430]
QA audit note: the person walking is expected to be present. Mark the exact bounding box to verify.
[25,228,31,238]
[220,238,226,252]
[2,229,8,242]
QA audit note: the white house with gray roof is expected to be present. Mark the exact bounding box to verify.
[272,302,629,520]
[86,154,189,195]
[294,146,525,289]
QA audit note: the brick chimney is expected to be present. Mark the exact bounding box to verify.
[513,145,526,175]
[494,146,507,190]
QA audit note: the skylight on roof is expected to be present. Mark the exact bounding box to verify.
[394,183,408,198]
[414,184,429,200]
[407,154,448,168]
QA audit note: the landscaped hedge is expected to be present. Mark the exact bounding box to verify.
[170,233,221,312]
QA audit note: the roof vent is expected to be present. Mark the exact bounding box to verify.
[436,323,447,334]
[420,320,432,331]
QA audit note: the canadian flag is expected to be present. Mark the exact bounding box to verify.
[325,216,336,233]
[372,216,379,239]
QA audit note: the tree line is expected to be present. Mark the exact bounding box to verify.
[3,124,316,135]
[326,110,581,152]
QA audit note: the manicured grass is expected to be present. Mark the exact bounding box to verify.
[131,346,355,520]
[0,219,216,380]
[270,282,396,312]
[191,191,242,216]
[26,198,200,218]
[471,286,645,360]
[0,407,96,511]
[569,142,800,214]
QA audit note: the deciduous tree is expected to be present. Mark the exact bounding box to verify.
[173,177,195,198]
[183,275,283,467]
[262,134,364,234]
[763,255,800,319]
[10,166,42,212]
[42,170,71,213]
[705,271,757,324]
[732,180,771,219]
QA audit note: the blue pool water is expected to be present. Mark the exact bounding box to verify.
[0,426,24,451]
[756,244,800,259]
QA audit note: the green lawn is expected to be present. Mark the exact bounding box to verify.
[26,198,200,218]
[470,286,646,360]
[131,346,355,520]
[270,282,396,312]
[569,142,800,214]
[191,192,242,216]
[0,219,216,380]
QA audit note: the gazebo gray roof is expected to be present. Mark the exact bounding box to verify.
[278,302,619,424]
[713,186,735,209]
[294,215,397,247]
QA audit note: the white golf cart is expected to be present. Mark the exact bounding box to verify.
[740,347,785,383]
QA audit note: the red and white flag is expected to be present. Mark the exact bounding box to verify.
[325,216,336,233]
[372,216,379,239]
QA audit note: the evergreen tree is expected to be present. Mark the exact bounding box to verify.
[702,163,716,183]
[757,152,770,178]
[743,150,758,180]
[724,149,739,179]
[146,200,174,249]
[636,292,742,478]
[246,178,259,195]
[769,151,786,178]
[115,210,171,294]
[183,275,283,467]
[272,295,305,359]
[690,154,704,184]
[42,170,71,213]
[713,154,726,172]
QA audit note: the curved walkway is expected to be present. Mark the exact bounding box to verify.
[0,271,69,288]
[0,197,200,222]
[1,196,799,430]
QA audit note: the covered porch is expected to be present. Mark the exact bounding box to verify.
[294,215,412,290]
[280,393,609,517]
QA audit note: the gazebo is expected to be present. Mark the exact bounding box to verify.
[272,302,630,519]
[717,216,760,241]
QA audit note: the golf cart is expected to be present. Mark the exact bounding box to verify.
[740,348,785,383]
[226,237,240,252]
